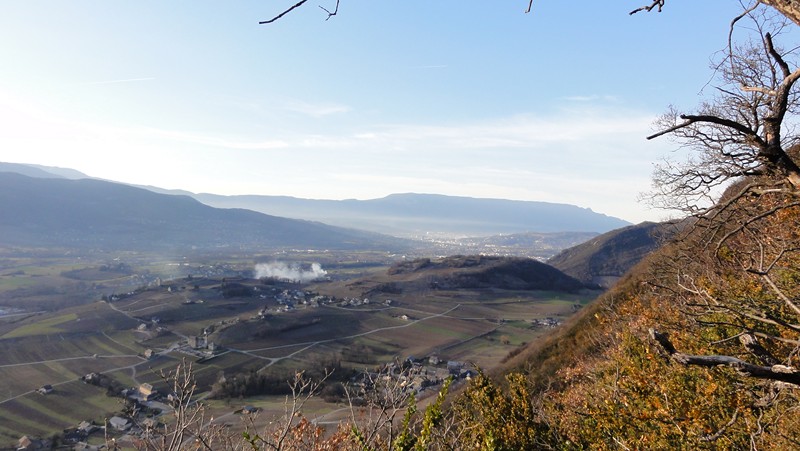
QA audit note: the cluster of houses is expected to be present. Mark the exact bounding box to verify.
[36,384,53,395]
[186,334,219,354]
[338,297,394,308]
[16,401,157,451]
[351,363,446,400]
[338,297,370,307]
[531,317,562,328]
[134,318,166,338]
[275,289,336,311]
[253,289,354,316]
[16,435,51,450]
[263,286,396,312]
[349,356,478,403]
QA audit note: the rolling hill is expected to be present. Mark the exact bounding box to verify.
[320,254,588,298]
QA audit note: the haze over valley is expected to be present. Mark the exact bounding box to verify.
[0,162,650,446]
[5,1,797,448]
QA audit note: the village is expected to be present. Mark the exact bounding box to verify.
[20,354,481,450]
[14,277,497,450]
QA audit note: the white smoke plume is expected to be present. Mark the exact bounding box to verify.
[254,262,327,283]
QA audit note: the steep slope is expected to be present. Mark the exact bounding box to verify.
[490,178,800,449]
[547,221,679,287]
[0,172,409,252]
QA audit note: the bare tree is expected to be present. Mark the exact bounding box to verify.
[130,363,341,451]
[645,6,800,215]
[240,370,332,451]
[642,2,800,399]
[134,360,232,451]
[346,362,421,448]
[345,361,455,450]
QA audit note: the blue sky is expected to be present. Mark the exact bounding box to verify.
[0,1,760,223]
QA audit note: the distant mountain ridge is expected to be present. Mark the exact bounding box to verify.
[190,192,631,237]
[0,162,89,180]
[0,172,409,252]
[1,162,631,246]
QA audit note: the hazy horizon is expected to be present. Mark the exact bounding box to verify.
[0,1,751,223]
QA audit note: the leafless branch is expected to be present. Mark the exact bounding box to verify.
[716,200,800,249]
[766,32,791,78]
[741,334,781,366]
[647,118,695,140]
[259,0,309,24]
[630,0,665,15]
[741,84,778,95]
[700,408,740,442]
[319,0,339,20]
[650,328,800,385]
[761,273,800,317]
[728,2,761,70]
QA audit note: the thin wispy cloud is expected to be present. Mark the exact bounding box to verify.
[562,94,620,103]
[132,127,290,151]
[285,100,351,117]
[0,90,670,222]
[346,109,657,152]
[77,77,156,86]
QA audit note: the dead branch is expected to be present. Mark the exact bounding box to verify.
[319,0,339,20]
[766,32,791,78]
[760,273,800,316]
[649,328,800,386]
[647,113,760,142]
[260,0,309,24]
[740,334,781,365]
[716,200,800,250]
[700,408,740,442]
[647,118,695,140]
[630,0,665,15]
[740,84,778,95]
[728,3,761,73]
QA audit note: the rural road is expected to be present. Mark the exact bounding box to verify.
[224,303,462,373]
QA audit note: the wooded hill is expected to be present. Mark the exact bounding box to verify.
[325,255,588,299]
[547,221,681,288]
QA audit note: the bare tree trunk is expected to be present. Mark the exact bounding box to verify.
[649,329,800,386]
[760,0,800,26]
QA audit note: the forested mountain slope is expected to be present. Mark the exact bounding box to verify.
[547,221,680,288]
